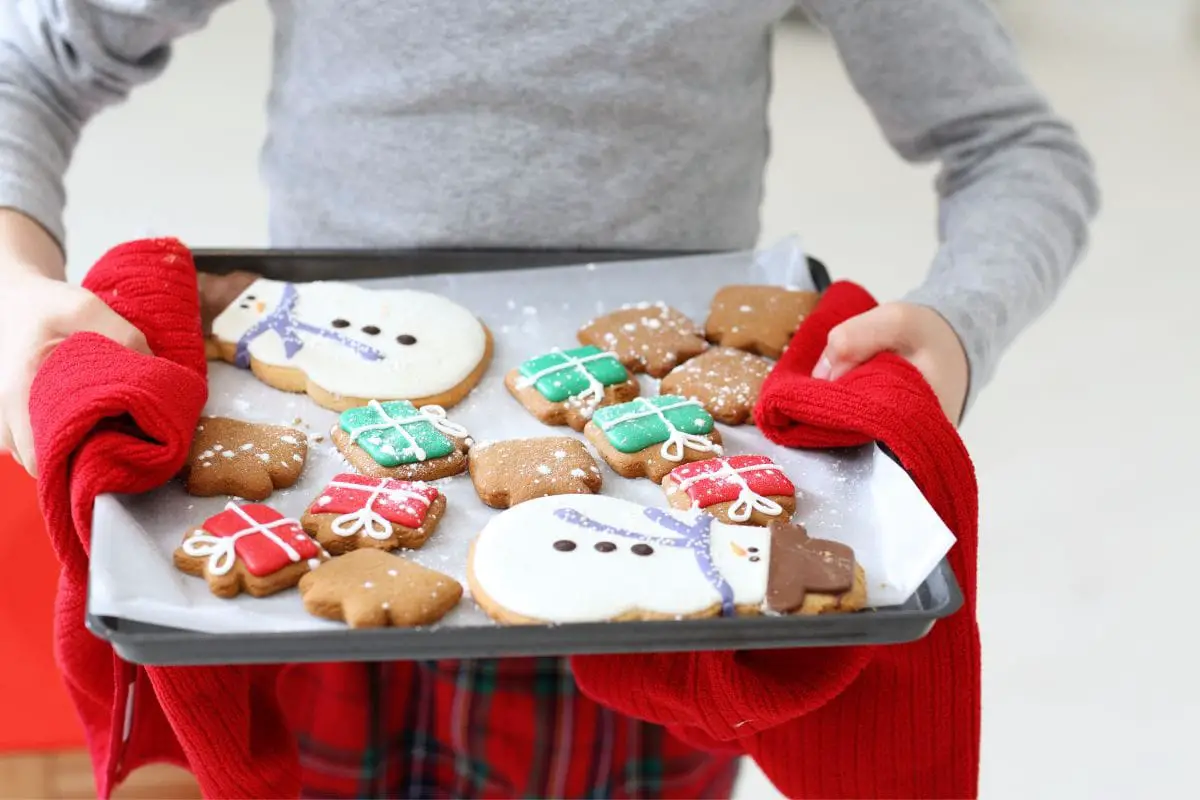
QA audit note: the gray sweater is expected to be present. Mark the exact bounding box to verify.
[0,0,1098,408]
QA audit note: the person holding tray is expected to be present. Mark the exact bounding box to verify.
[0,2,1097,798]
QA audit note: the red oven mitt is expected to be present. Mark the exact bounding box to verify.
[29,238,299,799]
[570,281,982,798]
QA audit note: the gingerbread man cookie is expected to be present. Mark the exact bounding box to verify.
[468,494,865,625]
[174,502,328,598]
[662,455,797,527]
[577,302,708,378]
[658,347,773,426]
[332,400,471,481]
[211,278,493,412]
[299,549,463,629]
[182,417,308,501]
[302,473,446,555]
[505,345,640,430]
[583,395,722,482]
[468,437,603,509]
[704,285,820,359]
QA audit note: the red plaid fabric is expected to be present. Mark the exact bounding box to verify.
[280,659,739,798]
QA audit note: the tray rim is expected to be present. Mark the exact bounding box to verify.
[87,246,961,665]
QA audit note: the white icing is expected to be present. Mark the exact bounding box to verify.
[470,495,769,622]
[211,278,488,399]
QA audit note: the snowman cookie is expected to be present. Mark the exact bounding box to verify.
[174,502,328,598]
[301,473,446,554]
[505,345,640,430]
[662,455,797,527]
[583,395,723,482]
[210,278,493,412]
[467,495,865,625]
[332,400,472,481]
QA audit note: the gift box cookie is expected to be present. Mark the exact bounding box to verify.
[505,345,640,430]
[302,473,446,554]
[662,455,797,527]
[583,395,723,482]
[332,400,471,481]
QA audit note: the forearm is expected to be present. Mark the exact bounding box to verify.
[802,0,1100,408]
[0,208,64,279]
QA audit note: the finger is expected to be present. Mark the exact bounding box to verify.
[10,417,37,478]
[72,297,151,355]
[813,305,911,381]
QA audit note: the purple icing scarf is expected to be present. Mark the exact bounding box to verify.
[234,283,386,368]
[553,507,736,616]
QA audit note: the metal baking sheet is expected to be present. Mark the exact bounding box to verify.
[86,245,962,666]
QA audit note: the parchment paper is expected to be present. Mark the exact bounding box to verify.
[88,239,956,635]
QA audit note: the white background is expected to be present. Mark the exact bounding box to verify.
[58,2,1199,797]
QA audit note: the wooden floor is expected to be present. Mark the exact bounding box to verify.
[0,752,201,799]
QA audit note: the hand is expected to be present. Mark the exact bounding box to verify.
[812,302,969,424]
[0,271,150,477]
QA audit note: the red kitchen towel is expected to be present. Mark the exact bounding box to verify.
[570,280,981,798]
[29,238,299,799]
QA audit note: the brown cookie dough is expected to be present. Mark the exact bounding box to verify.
[658,347,773,426]
[182,417,308,501]
[298,549,463,628]
[468,437,603,509]
[704,285,820,359]
[577,302,708,378]
[301,473,447,555]
[174,502,328,599]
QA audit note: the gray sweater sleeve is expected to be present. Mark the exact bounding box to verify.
[0,0,228,247]
[800,0,1100,410]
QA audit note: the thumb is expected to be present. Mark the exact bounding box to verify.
[71,295,152,356]
[812,305,909,381]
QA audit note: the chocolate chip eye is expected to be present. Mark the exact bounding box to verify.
[553,540,576,552]
[238,303,249,309]
[594,542,617,553]
[631,544,654,556]
[396,334,417,345]
[331,319,350,328]
[245,295,256,301]
[361,325,381,335]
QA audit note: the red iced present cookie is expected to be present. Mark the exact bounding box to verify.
[174,502,328,598]
[301,473,446,555]
[661,455,796,526]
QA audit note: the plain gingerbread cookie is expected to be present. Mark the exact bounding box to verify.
[299,549,463,629]
[182,417,308,501]
[468,437,602,509]
[658,347,773,426]
[577,302,708,378]
[704,285,819,359]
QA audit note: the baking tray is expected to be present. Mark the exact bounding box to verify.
[85,247,962,666]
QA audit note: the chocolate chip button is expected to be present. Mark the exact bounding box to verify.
[594,542,617,553]
[361,325,381,335]
[749,556,761,563]
[331,319,350,328]
[553,540,576,552]
[396,334,418,345]
[748,547,759,554]
[631,544,654,556]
